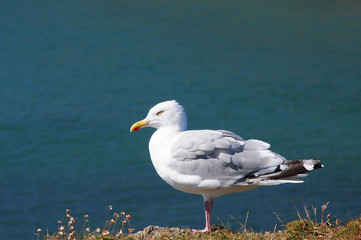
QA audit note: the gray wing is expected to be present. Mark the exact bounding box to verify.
[170,129,287,187]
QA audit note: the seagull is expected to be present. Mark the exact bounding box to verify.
[130,100,323,232]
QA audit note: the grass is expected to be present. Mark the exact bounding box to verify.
[36,203,361,240]
[37,206,133,240]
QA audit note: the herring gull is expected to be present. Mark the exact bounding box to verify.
[130,100,323,232]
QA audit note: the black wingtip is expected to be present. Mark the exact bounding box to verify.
[267,159,323,180]
[314,162,324,170]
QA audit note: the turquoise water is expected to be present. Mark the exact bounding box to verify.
[1,1,361,239]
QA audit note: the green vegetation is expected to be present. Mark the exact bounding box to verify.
[37,203,361,240]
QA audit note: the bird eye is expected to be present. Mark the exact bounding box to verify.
[156,111,163,116]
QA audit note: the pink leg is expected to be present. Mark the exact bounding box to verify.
[192,197,213,232]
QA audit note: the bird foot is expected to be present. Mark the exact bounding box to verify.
[191,227,211,233]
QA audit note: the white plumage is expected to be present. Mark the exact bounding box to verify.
[130,100,323,232]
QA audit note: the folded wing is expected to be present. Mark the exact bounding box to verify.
[169,130,293,188]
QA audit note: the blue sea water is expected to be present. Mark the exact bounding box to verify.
[1,1,361,239]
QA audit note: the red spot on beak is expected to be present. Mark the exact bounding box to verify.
[133,126,140,131]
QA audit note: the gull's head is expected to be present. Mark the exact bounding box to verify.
[130,100,187,132]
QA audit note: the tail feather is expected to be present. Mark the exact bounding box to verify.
[268,159,323,180]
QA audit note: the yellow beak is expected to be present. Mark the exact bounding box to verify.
[130,120,150,132]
